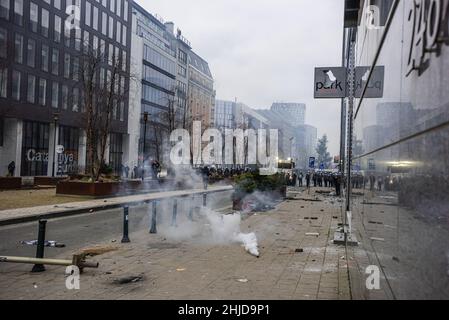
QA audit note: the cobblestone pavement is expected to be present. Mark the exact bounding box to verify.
[0,188,351,300]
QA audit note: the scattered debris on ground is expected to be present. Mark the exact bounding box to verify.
[113,275,144,285]
[76,245,119,257]
[21,240,66,248]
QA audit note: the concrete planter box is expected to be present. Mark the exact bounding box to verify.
[0,177,22,190]
[34,177,67,186]
[56,181,121,197]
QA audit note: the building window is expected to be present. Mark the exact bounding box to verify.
[178,65,186,77]
[122,25,127,46]
[51,82,59,108]
[0,0,10,20]
[108,16,113,39]
[54,15,61,43]
[72,57,79,80]
[27,38,36,67]
[116,0,121,16]
[72,87,79,112]
[83,30,90,53]
[64,53,70,78]
[74,28,81,51]
[179,49,187,64]
[54,0,61,10]
[0,68,6,98]
[52,48,59,75]
[116,21,121,43]
[122,50,126,71]
[14,0,23,25]
[38,78,47,106]
[85,1,91,27]
[62,84,68,109]
[27,75,36,103]
[92,6,98,30]
[0,27,6,58]
[41,44,49,72]
[21,121,50,176]
[41,8,49,37]
[12,70,21,101]
[29,2,38,32]
[109,133,123,175]
[14,33,23,64]
[102,12,107,35]
[124,0,128,21]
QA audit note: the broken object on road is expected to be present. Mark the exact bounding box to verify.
[21,240,66,248]
[306,233,320,237]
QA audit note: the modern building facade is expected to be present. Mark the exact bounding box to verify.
[343,0,449,299]
[270,102,306,127]
[0,0,132,177]
[125,2,215,168]
[188,51,215,129]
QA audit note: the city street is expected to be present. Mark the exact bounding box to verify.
[0,188,351,300]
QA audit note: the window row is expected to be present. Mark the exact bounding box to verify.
[143,45,177,76]
[142,84,174,107]
[142,65,176,92]
[0,68,125,119]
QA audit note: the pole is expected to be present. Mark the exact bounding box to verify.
[203,193,207,207]
[31,220,47,273]
[345,28,356,224]
[149,201,157,234]
[121,206,130,243]
[52,115,58,177]
[171,199,178,227]
[142,117,147,182]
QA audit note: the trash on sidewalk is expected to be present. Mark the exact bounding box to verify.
[114,275,144,284]
[370,237,385,242]
[306,233,320,237]
[21,240,66,248]
[237,279,248,283]
[176,268,186,272]
[295,248,304,253]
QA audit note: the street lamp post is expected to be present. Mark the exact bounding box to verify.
[52,113,60,177]
[142,112,149,181]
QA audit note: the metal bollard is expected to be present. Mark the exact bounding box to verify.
[188,196,194,221]
[121,206,130,243]
[31,220,47,273]
[203,193,207,207]
[149,201,157,234]
[171,199,178,227]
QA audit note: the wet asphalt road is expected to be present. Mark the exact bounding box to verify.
[0,191,232,264]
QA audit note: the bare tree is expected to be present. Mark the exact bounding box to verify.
[75,40,131,181]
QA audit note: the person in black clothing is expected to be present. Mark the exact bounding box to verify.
[202,166,210,189]
[306,172,311,188]
[7,161,15,177]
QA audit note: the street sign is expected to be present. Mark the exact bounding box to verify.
[320,163,325,170]
[355,66,384,98]
[56,145,64,154]
[314,67,347,98]
[368,158,376,170]
[309,157,316,169]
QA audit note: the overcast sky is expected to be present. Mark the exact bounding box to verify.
[136,0,345,155]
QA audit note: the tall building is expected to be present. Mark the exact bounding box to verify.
[188,51,215,129]
[127,3,177,166]
[126,3,214,167]
[0,0,132,177]
[270,102,306,127]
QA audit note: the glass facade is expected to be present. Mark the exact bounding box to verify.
[109,132,123,174]
[57,126,79,175]
[21,121,49,176]
[347,0,449,299]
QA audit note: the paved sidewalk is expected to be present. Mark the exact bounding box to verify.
[0,188,351,300]
[0,185,233,226]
